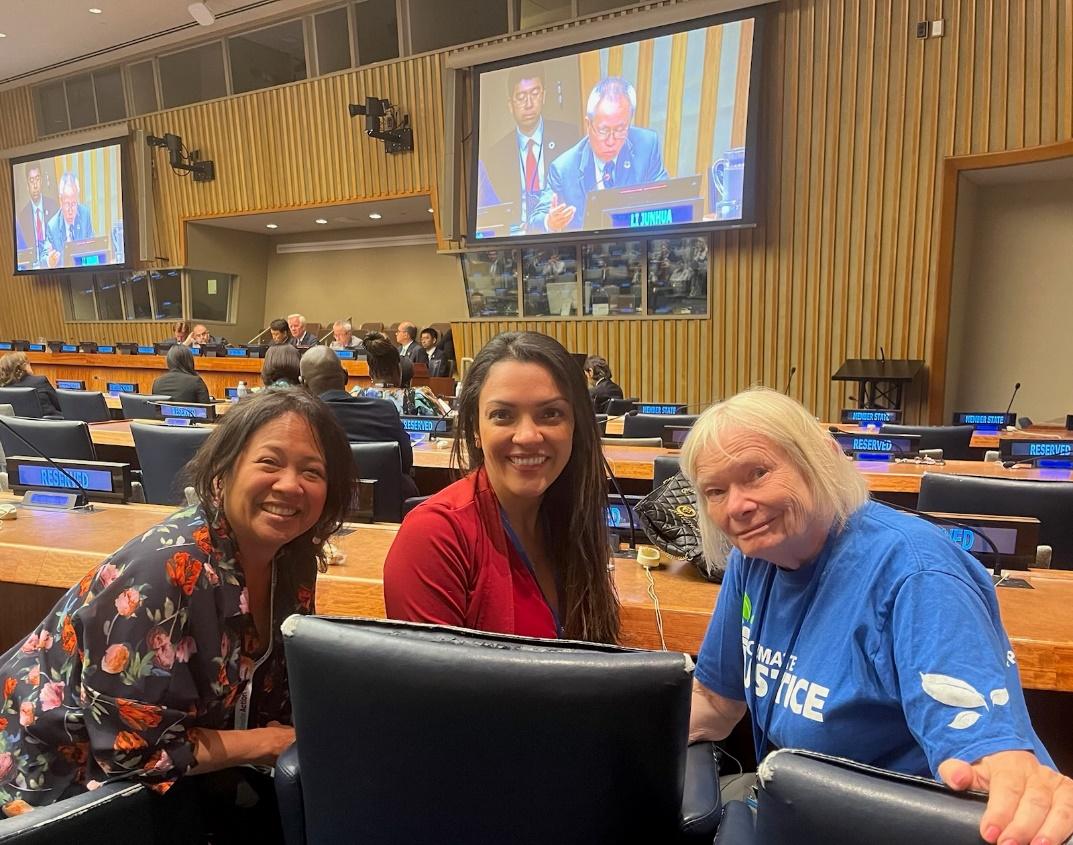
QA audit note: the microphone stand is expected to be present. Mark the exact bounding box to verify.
[602,452,639,560]
[247,326,270,345]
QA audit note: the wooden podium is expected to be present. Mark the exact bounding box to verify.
[832,358,924,411]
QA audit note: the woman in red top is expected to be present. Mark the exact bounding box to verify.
[383,331,619,643]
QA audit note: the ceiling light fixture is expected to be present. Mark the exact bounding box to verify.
[0,33,7,38]
[88,7,103,13]
[265,223,278,229]
[188,2,216,26]
[314,218,328,224]
[368,213,382,220]
[427,207,434,213]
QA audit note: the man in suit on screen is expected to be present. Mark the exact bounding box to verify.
[532,77,668,233]
[478,64,576,231]
[16,162,59,267]
[45,172,95,267]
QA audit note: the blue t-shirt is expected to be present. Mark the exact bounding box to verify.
[694,501,1054,779]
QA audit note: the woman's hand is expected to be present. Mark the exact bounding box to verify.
[253,721,296,766]
[190,723,296,773]
[939,750,1073,845]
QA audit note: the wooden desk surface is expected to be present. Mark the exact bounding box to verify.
[1,497,1070,692]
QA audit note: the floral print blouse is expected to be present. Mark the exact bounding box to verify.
[0,505,316,816]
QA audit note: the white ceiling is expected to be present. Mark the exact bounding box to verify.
[0,0,335,88]
[963,156,1073,186]
[193,194,436,234]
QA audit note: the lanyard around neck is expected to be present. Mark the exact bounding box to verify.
[499,507,563,638]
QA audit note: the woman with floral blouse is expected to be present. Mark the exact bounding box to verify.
[0,388,353,818]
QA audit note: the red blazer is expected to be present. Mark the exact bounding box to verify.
[383,466,557,638]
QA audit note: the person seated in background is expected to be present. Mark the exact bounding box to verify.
[45,172,95,268]
[330,320,363,351]
[365,331,411,388]
[583,355,623,413]
[683,388,1072,845]
[418,327,451,378]
[151,344,211,404]
[287,314,318,347]
[300,347,418,499]
[383,331,619,642]
[260,343,301,388]
[268,318,290,345]
[395,322,421,360]
[183,324,215,348]
[468,290,488,317]
[0,351,62,418]
[165,320,192,346]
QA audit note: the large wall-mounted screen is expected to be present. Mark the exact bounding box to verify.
[470,10,762,242]
[11,139,128,274]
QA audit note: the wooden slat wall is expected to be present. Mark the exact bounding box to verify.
[455,0,1073,421]
[2,0,1072,420]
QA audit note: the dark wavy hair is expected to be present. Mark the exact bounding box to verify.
[261,344,301,386]
[363,331,402,386]
[451,331,619,644]
[185,389,354,572]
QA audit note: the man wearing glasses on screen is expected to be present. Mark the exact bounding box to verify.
[45,172,95,268]
[479,64,576,231]
[533,77,668,233]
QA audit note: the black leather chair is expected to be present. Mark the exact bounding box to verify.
[654,455,681,488]
[276,617,720,845]
[0,781,154,844]
[623,413,699,440]
[350,442,403,522]
[0,418,96,462]
[605,397,638,416]
[401,495,430,517]
[883,424,975,461]
[119,393,169,421]
[55,389,111,423]
[713,749,988,844]
[131,423,213,505]
[0,387,44,419]
[918,473,1073,569]
[594,413,608,434]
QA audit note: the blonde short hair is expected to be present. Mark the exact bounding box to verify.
[679,387,869,567]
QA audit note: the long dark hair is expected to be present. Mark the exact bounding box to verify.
[452,331,619,644]
[165,344,198,376]
[185,389,354,572]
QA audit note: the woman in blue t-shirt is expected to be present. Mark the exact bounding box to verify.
[682,387,1071,845]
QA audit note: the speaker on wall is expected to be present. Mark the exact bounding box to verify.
[131,128,158,262]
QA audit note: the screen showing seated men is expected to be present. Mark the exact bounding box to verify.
[471,12,759,240]
[11,140,126,273]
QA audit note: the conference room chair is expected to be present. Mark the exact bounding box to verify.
[594,413,608,434]
[623,413,700,440]
[119,393,170,421]
[0,387,45,418]
[56,388,111,423]
[131,423,213,505]
[359,321,383,334]
[654,455,681,488]
[917,473,1073,569]
[713,749,988,845]
[0,417,96,462]
[0,781,155,844]
[400,495,430,518]
[349,442,404,522]
[604,397,638,416]
[601,436,664,448]
[883,424,976,461]
[276,616,721,845]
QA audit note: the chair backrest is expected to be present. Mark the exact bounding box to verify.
[119,392,169,420]
[349,441,403,522]
[623,413,699,439]
[918,473,1073,568]
[359,321,384,335]
[0,404,12,418]
[131,423,213,504]
[750,748,987,844]
[601,436,664,448]
[282,616,692,845]
[883,424,976,461]
[605,397,638,416]
[594,413,608,434]
[0,417,96,462]
[402,495,430,517]
[653,455,681,488]
[0,386,44,418]
[56,389,111,423]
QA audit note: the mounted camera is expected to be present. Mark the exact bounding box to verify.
[348,97,414,155]
[146,132,215,182]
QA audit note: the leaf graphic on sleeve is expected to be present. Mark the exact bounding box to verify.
[742,593,752,624]
[919,673,987,709]
[990,688,1010,706]
[948,711,981,730]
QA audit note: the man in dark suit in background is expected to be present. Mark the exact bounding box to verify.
[584,355,624,414]
[45,172,94,268]
[479,64,576,232]
[16,161,59,266]
[533,77,668,233]
[417,327,450,378]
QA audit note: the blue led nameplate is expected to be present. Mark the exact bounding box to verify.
[610,204,696,229]
[227,347,247,357]
[29,343,45,351]
[56,380,85,390]
[60,344,77,353]
[165,417,194,426]
[943,525,1019,556]
[23,491,80,508]
[840,409,903,425]
[1000,439,1073,463]
[97,345,115,354]
[605,503,639,530]
[189,346,201,356]
[73,253,106,266]
[664,426,693,447]
[107,382,137,394]
[225,388,239,399]
[336,349,355,360]
[0,342,11,350]
[158,403,211,420]
[17,464,114,492]
[952,411,1016,429]
[638,404,687,415]
[832,431,919,458]
[400,415,452,434]
[137,345,154,355]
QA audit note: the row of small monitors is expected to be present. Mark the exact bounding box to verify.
[0,341,364,360]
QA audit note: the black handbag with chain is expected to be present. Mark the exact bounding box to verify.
[635,471,726,582]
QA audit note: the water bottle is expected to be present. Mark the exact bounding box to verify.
[236,380,248,400]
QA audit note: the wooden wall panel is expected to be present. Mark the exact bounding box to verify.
[2,1,1072,420]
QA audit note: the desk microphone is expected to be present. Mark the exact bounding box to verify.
[1004,382,1021,416]
[601,453,639,560]
[0,417,94,510]
[879,346,886,364]
[783,365,797,395]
